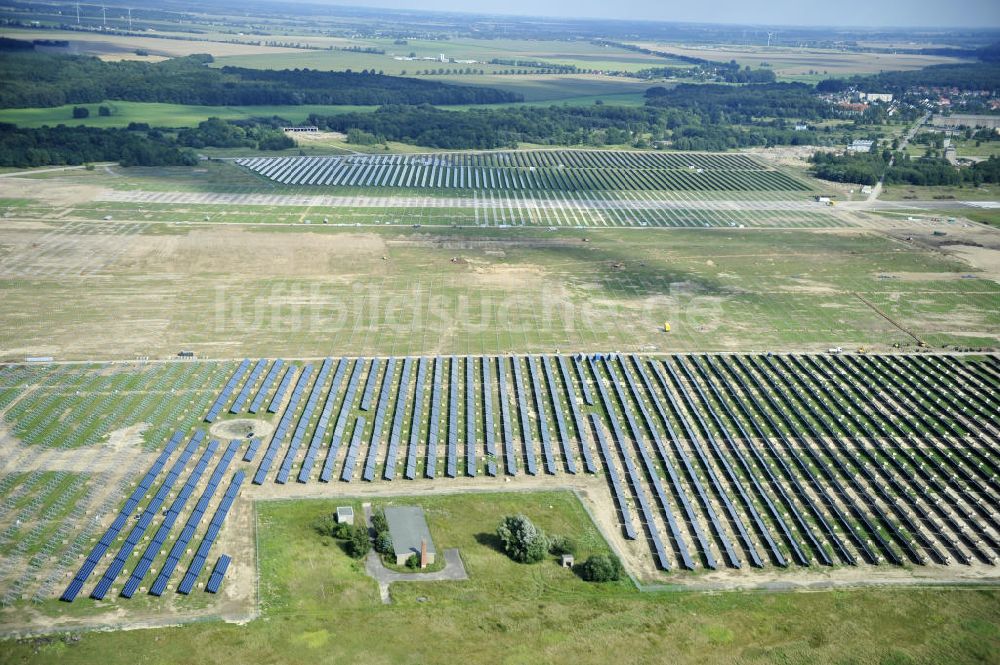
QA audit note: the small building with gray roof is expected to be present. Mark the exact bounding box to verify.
[385,506,436,567]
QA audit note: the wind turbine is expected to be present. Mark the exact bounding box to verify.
[766,31,778,47]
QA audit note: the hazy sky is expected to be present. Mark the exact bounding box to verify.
[320,0,1000,28]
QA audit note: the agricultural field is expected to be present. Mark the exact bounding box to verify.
[622,42,972,81]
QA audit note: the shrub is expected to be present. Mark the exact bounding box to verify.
[333,521,351,540]
[405,554,419,569]
[72,106,89,119]
[548,534,576,556]
[374,530,394,555]
[347,523,371,558]
[98,105,111,117]
[579,554,624,582]
[496,514,547,563]
[371,507,388,534]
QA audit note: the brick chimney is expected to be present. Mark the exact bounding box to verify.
[420,538,428,569]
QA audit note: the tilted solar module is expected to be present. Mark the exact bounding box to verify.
[61,432,184,602]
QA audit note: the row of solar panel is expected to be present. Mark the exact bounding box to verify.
[205,555,231,594]
[277,358,335,483]
[205,359,251,423]
[253,364,313,485]
[321,358,367,483]
[61,432,185,602]
[178,471,245,594]
[230,359,268,414]
[149,440,241,596]
[90,432,206,599]
[122,440,241,598]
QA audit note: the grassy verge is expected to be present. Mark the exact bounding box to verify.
[2,490,999,664]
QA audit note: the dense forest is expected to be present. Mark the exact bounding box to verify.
[0,50,522,108]
[644,83,831,121]
[818,62,1000,94]
[809,150,1000,187]
[0,124,198,167]
[309,104,661,149]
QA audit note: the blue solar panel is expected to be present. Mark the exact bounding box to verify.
[496,357,517,476]
[298,359,348,483]
[668,356,778,568]
[249,359,284,414]
[384,357,413,480]
[573,354,594,405]
[90,432,205,599]
[446,357,459,478]
[588,413,638,540]
[148,441,239,596]
[320,358,366,482]
[253,364,313,485]
[242,437,262,463]
[541,356,575,474]
[177,471,245,594]
[404,357,429,479]
[205,359,251,422]
[339,416,368,482]
[465,357,476,478]
[205,555,231,594]
[481,357,497,477]
[230,359,268,413]
[277,358,334,483]
[363,358,397,481]
[557,355,594,473]
[697,355,827,566]
[588,358,670,568]
[359,358,381,411]
[267,364,297,414]
[61,432,184,602]
[425,357,443,478]
[526,356,555,474]
[121,439,221,598]
[510,357,538,475]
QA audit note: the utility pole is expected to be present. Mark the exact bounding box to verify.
[128,7,132,31]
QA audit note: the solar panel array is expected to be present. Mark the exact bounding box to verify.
[205,555,231,594]
[120,439,223,598]
[149,440,240,596]
[61,432,184,602]
[425,357,443,478]
[321,358,366,482]
[298,359,348,482]
[249,359,284,414]
[362,358,397,481]
[230,359,268,414]
[253,364,313,485]
[234,151,809,192]
[276,358,334,484]
[267,364,297,414]
[58,350,1000,605]
[205,359,251,423]
[447,357,459,478]
[177,471,245,594]
[90,432,205,599]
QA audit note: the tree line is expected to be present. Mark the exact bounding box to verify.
[810,150,1000,187]
[0,124,199,168]
[0,50,522,109]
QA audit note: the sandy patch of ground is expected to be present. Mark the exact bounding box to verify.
[209,418,272,441]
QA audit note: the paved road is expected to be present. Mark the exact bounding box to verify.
[365,548,468,604]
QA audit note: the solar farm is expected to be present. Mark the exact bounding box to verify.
[0,349,994,618]
[0,143,998,660]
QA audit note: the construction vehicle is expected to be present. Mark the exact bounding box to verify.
[663,322,671,332]
[857,346,867,354]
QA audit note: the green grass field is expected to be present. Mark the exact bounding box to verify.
[2,490,997,664]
